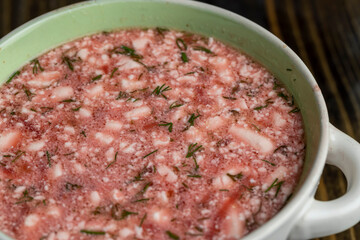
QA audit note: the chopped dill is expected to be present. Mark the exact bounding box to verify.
[289,107,300,113]
[166,230,180,240]
[71,106,81,111]
[159,121,173,132]
[187,174,202,178]
[61,99,76,103]
[274,145,287,153]
[169,101,184,109]
[193,46,213,54]
[143,149,158,158]
[181,52,189,63]
[31,59,44,74]
[6,71,20,84]
[140,182,153,194]
[226,173,243,182]
[277,92,289,101]
[156,27,168,36]
[112,45,143,61]
[265,178,284,197]
[182,182,189,188]
[253,104,268,111]
[223,96,237,100]
[175,38,187,51]
[65,182,82,191]
[186,143,203,158]
[91,74,102,82]
[116,91,129,100]
[62,56,75,71]
[105,151,118,169]
[152,84,172,99]
[46,151,51,167]
[12,151,25,163]
[133,198,150,203]
[80,230,105,235]
[110,67,118,78]
[15,190,33,204]
[262,159,276,166]
[139,213,147,227]
[183,112,200,131]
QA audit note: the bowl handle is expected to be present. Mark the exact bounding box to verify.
[289,124,360,239]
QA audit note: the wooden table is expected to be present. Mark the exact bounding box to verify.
[1,0,359,239]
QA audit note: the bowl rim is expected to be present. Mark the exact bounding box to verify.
[0,0,329,239]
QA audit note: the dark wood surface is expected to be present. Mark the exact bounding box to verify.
[1,0,359,239]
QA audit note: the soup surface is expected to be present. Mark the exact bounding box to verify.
[0,29,305,240]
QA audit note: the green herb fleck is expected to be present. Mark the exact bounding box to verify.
[140,182,153,194]
[289,107,300,113]
[61,99,76,103]
[126,97,140,102]
[253,104,268,111]
[193,46,213,54]
[187,174,202,178]
[186,143,203,158]
[274,145,287,153]
[219,189,229,192]
[105,151,118,169]
[112,45,143,61]
[183,112,200,131]
[181,52,188,63]
[80,130,87,137]
[166,230,180,240]
[185,71,195,75]
[113,207,138,220]
[226,173,243,182]
[80,230,105,235]
[62,56,75,71]
[159,121,173,132]
[63,152,75,156]
[91,75,102,82]
[193,157,199,171]
[182,182,189,188]
[277,92,289,101]
[31,59,44,74]
[139,213,147,227]
[133,172,144,182]
[46,151,51,167]
[12,151,25,163]
[152,84,172,99]
[176,38,187,51]
[110,67,118,78]
[65,182,82,191]
[6,71,20,84]
[116,91,129,100]
[169,101,184,109]
[223,96,237,100]
[72,106,81,111]
[23,86,34,101]
[262,159,276,166]
[15,190,33,204]
[265,178,284,197]
[251,124,261,132]
[156,27,168,36]
[133,198,150,203]
[143,149,158,159]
